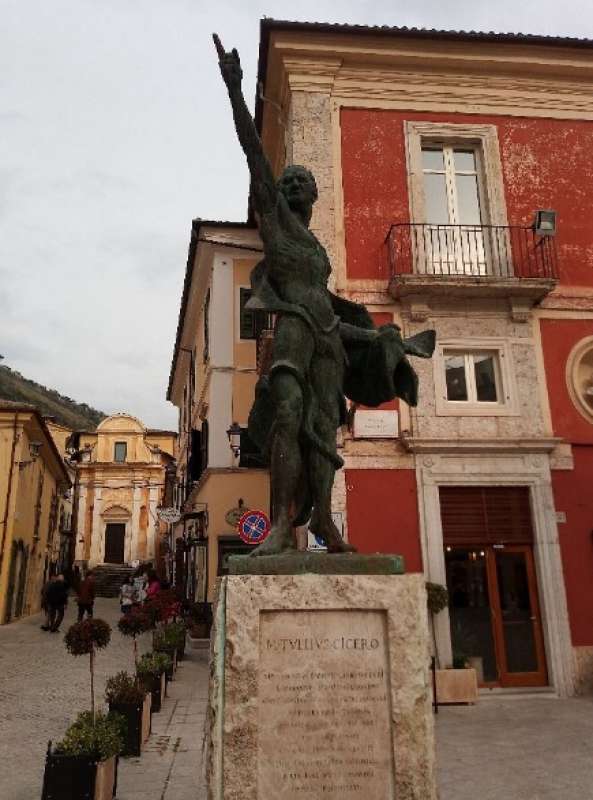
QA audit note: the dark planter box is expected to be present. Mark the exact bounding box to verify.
[138,672,165,713]
[108,694,151,757]
[41,750,118,800]
[154,646,177,683]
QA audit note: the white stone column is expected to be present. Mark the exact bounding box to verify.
[146,485,159,561]
[129,484,142,563]
[74,485,87,562]
[88,487,103,566]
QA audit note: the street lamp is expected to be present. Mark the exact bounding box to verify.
[533,209,557,236]
[18,441,42,470]
[226,422,242,462]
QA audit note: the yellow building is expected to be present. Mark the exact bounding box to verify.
[72,414,176,569]
[167,221,270,602]
[0,402,71,624]
[46,420,76,574]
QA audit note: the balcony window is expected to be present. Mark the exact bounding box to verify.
[421,144,488,275]
[114,441,127,463]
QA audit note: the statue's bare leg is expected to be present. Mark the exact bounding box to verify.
[250,371,302,557]
[308,414,356,554]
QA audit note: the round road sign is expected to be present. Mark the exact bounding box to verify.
[237,510,271,545]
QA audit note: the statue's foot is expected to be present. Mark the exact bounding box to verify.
[249,524,296,558]
[310,517,357,554]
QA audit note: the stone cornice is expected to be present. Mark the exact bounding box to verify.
[264,30,593,127]
[401,434,562,454]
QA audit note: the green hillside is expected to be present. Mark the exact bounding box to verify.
[0,364,106,431]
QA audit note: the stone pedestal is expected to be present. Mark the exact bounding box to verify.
[206,569,437,800]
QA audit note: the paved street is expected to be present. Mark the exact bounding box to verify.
[0,598,207,800]
[436,693,593,799]
[1,601,593,799]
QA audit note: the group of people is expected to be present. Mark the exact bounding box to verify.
[40,564,164,632]
[40,568,95,633]
[119,567,162,614]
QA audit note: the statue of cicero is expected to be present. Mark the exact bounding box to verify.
[214,35,435,556]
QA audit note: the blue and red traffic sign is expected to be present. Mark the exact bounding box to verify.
[237,510,271,545]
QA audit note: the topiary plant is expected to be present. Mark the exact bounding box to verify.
[64,619,111,723]
[137,651,172,679]
[56,711,124,761]
[105,671,145,706]
[425,582,449,670]
[426,582,449,615]
[153,621,186,655]
[117,609,152,666]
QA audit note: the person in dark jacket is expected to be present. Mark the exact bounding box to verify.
[77,570,96,621]
[45,574,69,632]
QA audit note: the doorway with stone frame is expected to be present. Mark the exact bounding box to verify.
[440,486,547,687]
[415,453,575,696]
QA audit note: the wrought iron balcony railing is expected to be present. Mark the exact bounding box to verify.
[386,223,558,280]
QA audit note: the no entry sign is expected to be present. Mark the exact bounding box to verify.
[237,510,271,545]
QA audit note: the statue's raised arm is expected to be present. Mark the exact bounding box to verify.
[213,34,277,217]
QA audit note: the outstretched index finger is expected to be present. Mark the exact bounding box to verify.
[212,33,225,59]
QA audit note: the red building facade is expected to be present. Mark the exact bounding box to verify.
[254,20,593,695]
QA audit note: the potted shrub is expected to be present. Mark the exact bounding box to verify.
[136,652,172,713]
[153,623,186,678]
[41,711,123,800]
[425,583,478,704]
[64,619,112,722]
[166,620,187,660]
[105,672,151,757]
[144,589,182,627]
[117,609,152,666]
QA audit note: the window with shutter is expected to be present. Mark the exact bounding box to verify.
[439,486,533,545]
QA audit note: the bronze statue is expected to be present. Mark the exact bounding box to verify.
[213,35,435,556]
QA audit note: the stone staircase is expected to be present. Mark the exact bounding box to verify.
[92,564,135,598]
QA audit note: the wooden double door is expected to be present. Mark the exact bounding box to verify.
[445,544,547,687]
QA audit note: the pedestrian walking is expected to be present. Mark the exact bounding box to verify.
[132,566,147,606]
[76,570,96,622]
[119,576,135,614]
[44,574,69,632]
[40,575,55,631]
[146,570,161,601]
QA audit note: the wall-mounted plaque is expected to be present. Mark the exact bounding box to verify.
[353,409,399,439]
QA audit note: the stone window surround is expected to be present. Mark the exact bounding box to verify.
[404,121,509,229]
[566,335,593,425]
[433,337,519,417]
[416,453,575,697]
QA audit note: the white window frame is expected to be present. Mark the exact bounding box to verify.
[434,338,519,417]
[235,285,258,343]
[405,122,511,277]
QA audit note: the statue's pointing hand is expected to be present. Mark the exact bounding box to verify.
[213,33,243,90]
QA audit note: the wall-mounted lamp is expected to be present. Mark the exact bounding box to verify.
[533,209,557,237]
[226,422,242,461]
[18,441,42,470]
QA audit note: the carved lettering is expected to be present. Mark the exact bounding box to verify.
[257,610,395,799]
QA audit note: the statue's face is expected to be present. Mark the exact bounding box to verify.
[278,166,318,214]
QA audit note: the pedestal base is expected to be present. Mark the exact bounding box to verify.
[206,572,437,799]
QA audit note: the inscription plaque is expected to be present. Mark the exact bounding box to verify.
[257,609,395,799]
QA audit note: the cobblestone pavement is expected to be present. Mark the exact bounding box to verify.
[0,598,207,800]
[2,601,593,799]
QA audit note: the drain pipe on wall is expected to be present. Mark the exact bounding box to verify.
[0,413,20,575]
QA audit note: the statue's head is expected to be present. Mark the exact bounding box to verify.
[277,165,318,221]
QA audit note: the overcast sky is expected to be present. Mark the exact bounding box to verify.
[2,0,593,429]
